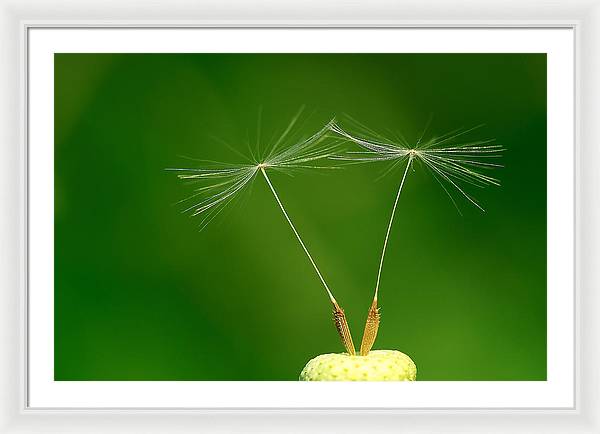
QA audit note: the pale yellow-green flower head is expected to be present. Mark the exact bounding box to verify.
[299,350,416,381]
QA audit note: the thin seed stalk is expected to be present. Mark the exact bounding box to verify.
[260,167,355,354]
[359,156,412,355]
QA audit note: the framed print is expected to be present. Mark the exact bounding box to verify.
[24,26,575,410]
[0,0,598,432]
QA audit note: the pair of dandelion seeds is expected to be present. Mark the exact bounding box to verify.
[169,111,503,381]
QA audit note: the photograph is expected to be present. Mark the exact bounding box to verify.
[54,52,547,381]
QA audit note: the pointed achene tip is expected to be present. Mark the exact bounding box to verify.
[332,300,356,356]
[359,297,381,356]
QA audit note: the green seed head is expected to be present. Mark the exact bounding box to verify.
[299,350,417,381]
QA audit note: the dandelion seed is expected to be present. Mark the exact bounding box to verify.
[330,118,503,355]
[168,111,356,354]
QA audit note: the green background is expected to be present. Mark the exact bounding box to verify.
[54,53,546,380]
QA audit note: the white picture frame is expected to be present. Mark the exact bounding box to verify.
[1,0,597,432]
[25,26,575,411]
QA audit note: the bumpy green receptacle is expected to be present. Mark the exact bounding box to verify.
[299,350,416,381]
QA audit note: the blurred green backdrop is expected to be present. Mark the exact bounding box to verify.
[54,53,546,380]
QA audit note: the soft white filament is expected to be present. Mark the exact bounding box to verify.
[168,112,343,302]
[374,156,412,300]
[260,167,336,303]
[329,119,503,303]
